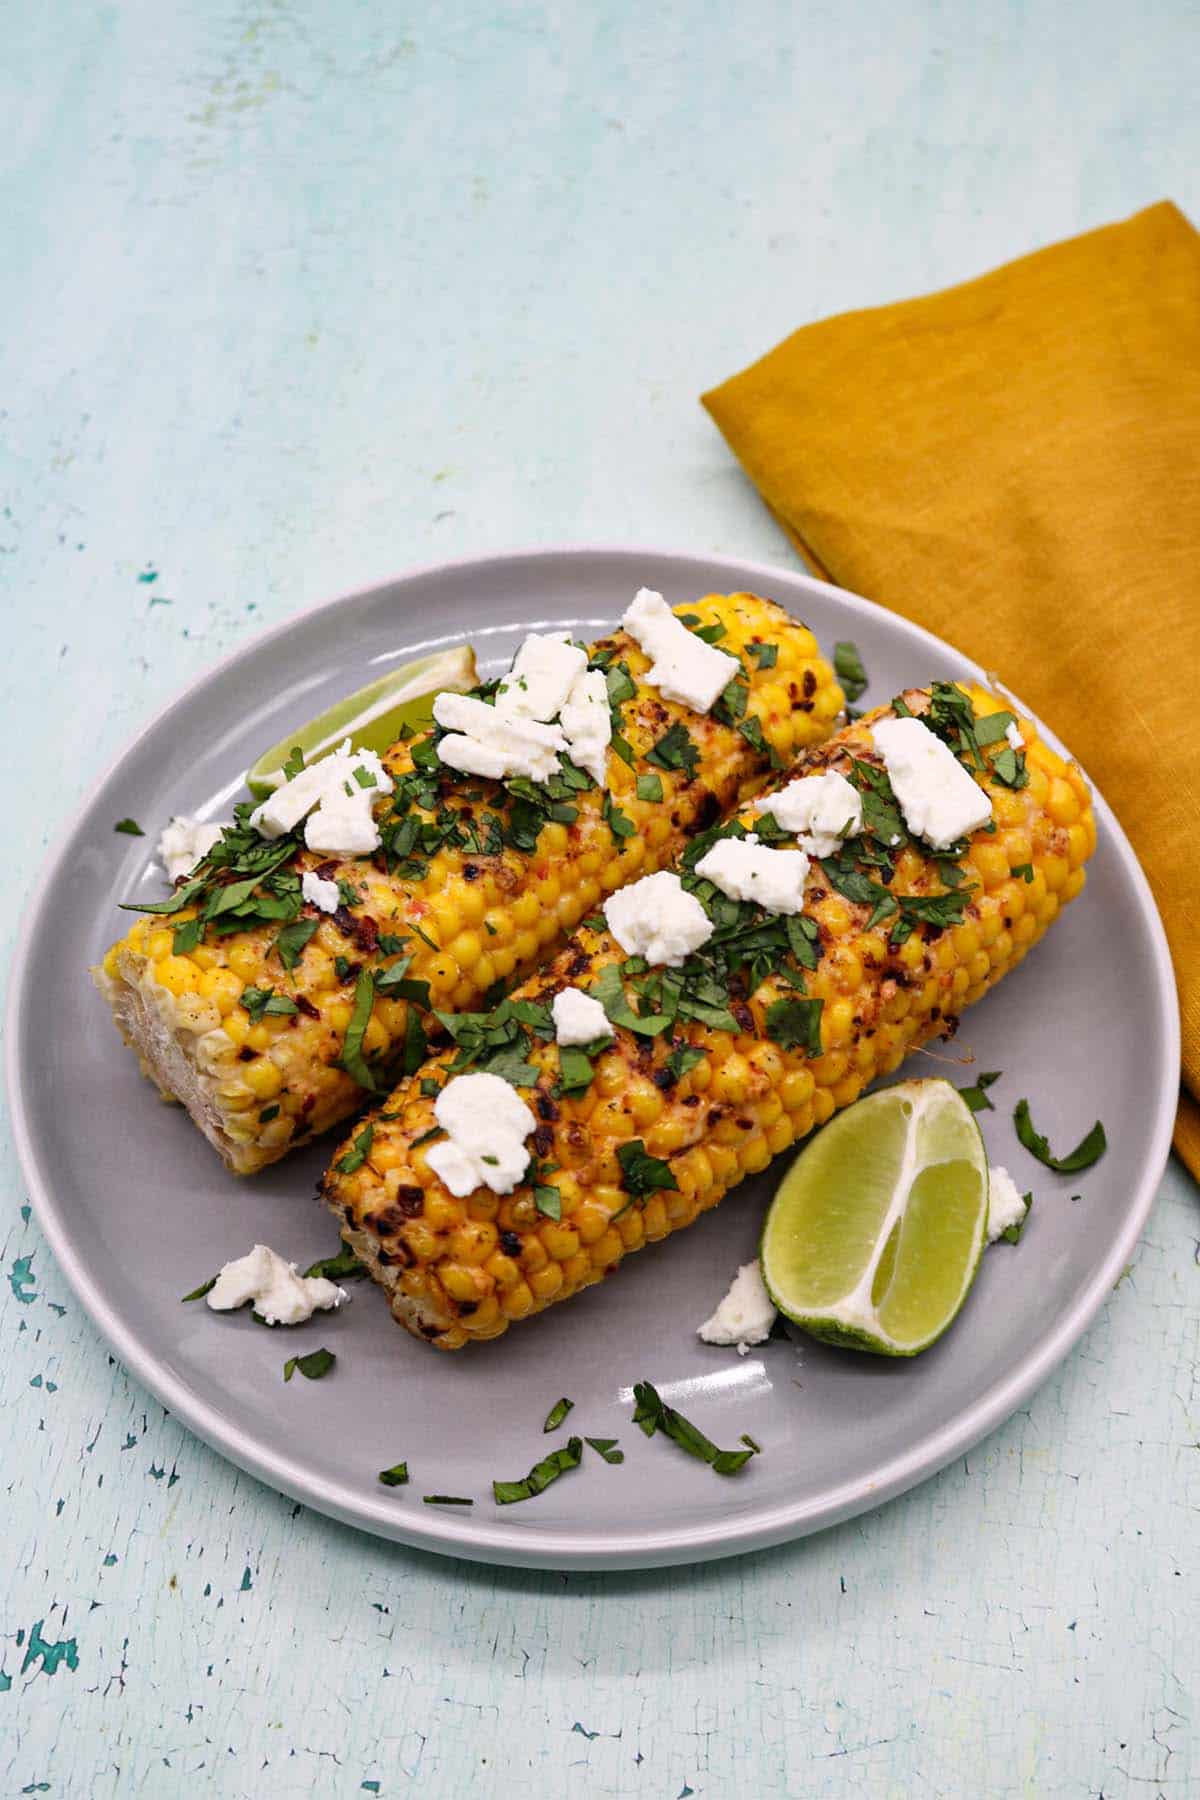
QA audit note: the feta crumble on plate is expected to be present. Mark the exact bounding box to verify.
[986,1165,1030,1243]
[206,1244,347,1326]
[698,1260,777,1354]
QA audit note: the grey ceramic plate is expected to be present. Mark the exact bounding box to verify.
[7,548,1179,1570]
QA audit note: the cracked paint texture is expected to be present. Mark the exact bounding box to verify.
[1,0,1198,1795]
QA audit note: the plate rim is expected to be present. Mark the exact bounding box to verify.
[5,543,1180,1570]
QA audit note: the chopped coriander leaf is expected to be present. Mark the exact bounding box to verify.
[1000,1193,1034,1246]
[181,1276,216,1302]
[533,1184,562,1220]
[636,772,664,804]
[259,1103,280,1122]
[740,1433,763,1454]
[1012,862,1034,883]
[764,997,824,1055]
[585,1436,625,1463]
[631,1381,755,1475]
[336,878,361,908]
[833,641,868,702]
[602,793,636,842]
[281,745,306,781]
[735,714,782,767]
[1013,1100,1107,1173]
[582,913,607,932]
[375,955,432,1009]
[283,1347,336,1383]
[592,963,671,1037]
[339,970,379,1091]
[402,1007,428,1076]
[173,916,203,955]
[335,1122,375,1175]
[557,1044,597,1094]
[973,710,1017,746]
[239,985,299,1025]
[747,641,778,669]
[377,932,406,955]
[714,675,748,723]
[605,662,637,707]
[410,1124,442,1148]
[275,916,319,970]
[610,730,635,766]
[616,1139,678,1199]
[664,1043,705,1084]
[990,745,1029,788]
[959,1070,1002,1114]
[646,721,699,779]
[419,1076,441,1097]
[423,1494,474,1506]
[543,1396,574,1433]
[378,1462,409,1487]
[352,765,378,789]
[410,921,439,952]
[303,1244,366,1281]
[114,818,144,836]
[493,1435,584,1504]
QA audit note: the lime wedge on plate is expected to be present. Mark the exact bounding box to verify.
[760,1079,989,1356]
[246,644,477,799]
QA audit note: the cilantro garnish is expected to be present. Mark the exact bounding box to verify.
[735,714,782,767]
[998,1192,1033,1246]
[423,1494,473,1506]
[959,1071,1001,1114]
[663,1043,705,1084]
[602,793,636,844]
[114,818,144,836]
[335,1122,374,1175]
[303,1244,366,1281]
[283,1347,335,1383]
[646,721,699,779]
[605,663,637,708]
[631,1381,756,1475]
[543,1396,574,1433]
[378,1463,409,1487]
[433,995,551,1085]
[402,1007,428,1075]
[375,953,432,1009]
[493,1436,583,1505]
[1013,1101,1107,1173]
[275,916,319,971]
[585,1437,624,1464]
[636,772,664,803]
[833,641,868,702]
[173,917,203,955]
[339,970,378,1091]
[181,1276,217,1302]
[239,986,299,1025]
[747,641,778,670]
[1012,863,1034,883]
[616,1140,678,1199]
[764,997,824,1055]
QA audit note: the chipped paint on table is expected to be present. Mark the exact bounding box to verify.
[2,1,1198,1794]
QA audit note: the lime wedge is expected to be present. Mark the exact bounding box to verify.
[760,1079,989,1356]
[246,644,477,799]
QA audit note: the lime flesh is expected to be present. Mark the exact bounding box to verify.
[760,1079,989,1356]
[246,644,478,799]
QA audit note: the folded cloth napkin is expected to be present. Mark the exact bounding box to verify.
[703,201,1200,1173]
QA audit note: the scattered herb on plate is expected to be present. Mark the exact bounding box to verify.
[1013,1100,1107,1172]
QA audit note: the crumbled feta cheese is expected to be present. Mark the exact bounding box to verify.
[425,1072,537,1197]
[694,834,811,915]
[158,816,226,884]
[603,870,714,967]
[621,587,739,714]
[249,740,394,857]
[986,1165,1029,1243]
[206,1243,347,1326]
[756,770,863,857]
[559,667,611,786]
[301,870,341,913]
[433,692,567,783]
[495,632,588,723]
[871,716,993,850]
[1005,720,1025,751]
[698,1260,777,1353]
[552,986,613,1048]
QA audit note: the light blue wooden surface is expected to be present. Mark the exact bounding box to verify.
[3,3,1198,1793]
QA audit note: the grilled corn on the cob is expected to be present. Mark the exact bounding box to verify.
[94,593,843,1173]
[325,683,1095,1348]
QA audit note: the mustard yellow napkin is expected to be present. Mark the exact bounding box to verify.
[703,202,1200,1173]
